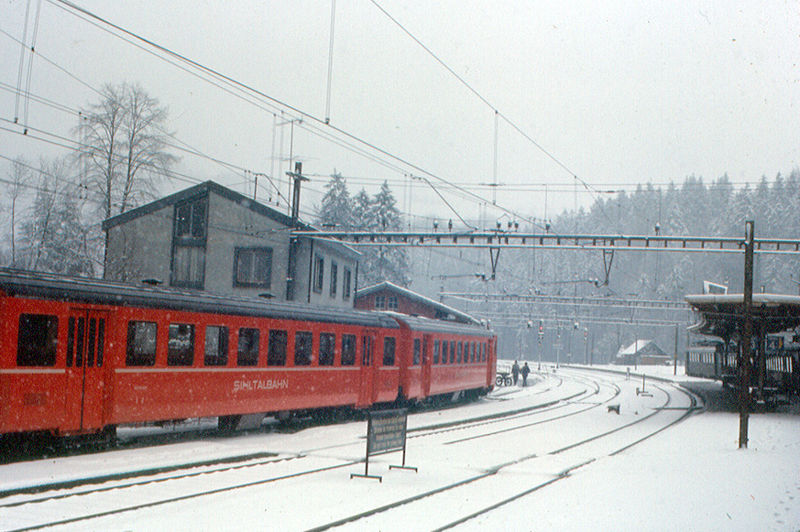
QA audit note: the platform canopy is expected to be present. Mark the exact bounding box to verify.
[685,293,800,338]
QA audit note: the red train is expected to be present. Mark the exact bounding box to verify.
[0,268,496,438]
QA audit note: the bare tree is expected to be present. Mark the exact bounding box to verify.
[3,157,32,266]
[76,82,176,220]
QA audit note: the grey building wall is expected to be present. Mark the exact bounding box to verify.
[104,204,173,284]
[300,238,359,307]
[204,193,290,298]
[104,185,359,309]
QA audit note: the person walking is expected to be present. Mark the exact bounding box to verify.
[511,360,520,385]
[521,362,530,387]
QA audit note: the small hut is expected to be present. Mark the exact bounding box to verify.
[614,340,670,365]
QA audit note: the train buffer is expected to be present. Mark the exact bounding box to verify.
[607,404,620,414]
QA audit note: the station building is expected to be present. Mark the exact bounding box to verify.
[102,180,359,309]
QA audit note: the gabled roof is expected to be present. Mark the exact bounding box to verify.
[616,339,666,356]
[101,180,308,231]
[100,180,359,259]
[356,281,480,325]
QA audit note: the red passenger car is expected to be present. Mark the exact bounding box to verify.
[0,268,496,438]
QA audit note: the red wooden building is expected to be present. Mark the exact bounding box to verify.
[354,281,479,325]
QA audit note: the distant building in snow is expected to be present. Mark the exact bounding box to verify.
[614,339,671,365]
[354,281,479,325]
[102,180,359,309]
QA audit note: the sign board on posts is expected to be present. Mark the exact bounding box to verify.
[351,408,417,482]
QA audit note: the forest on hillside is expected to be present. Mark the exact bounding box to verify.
[405,171,800,362]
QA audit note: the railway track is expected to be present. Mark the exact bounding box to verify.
[0,368,702,531]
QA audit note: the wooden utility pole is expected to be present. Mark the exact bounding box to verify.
[739,220,755,449]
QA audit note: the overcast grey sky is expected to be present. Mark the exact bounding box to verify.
[1,0,798,226]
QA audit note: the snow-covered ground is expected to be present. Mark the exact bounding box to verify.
[1,364,798,531]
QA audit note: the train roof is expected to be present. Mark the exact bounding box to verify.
[382,312,493,337]
[685,292,800,337]
[0,268,398,329]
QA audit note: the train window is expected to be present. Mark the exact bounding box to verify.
[168,324,195,366]
[471,342,476,363]
[237,328,260,366]
[433,340,440,364]
[450,341,456,363]
[96,319,105,367]
[341,334,356,366]
[362,336,373,366]
[204,325,229,366]
[413,339,421,365]
[268,330,287,366]
[441,340,448,364]
[383,337,396,366]
[457,342,462,363]
[320,333,336,366]
[67,317,75,367]
[126,321,157,366]
[295,331,313,366]
[17,314,58,367]
[87,319,97,367]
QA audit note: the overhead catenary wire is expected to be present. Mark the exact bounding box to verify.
[22,0,43,129]
[369,0,616,227]
[14,0,33,123]
[47,0,545,231]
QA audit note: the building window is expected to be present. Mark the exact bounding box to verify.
[329,262,338,297]
[387,296,398,310]
[172,196,207,289]
[375,295,385,309]
[234,247,272,288]
[343,268,352,300]
[312,255,324,293]
[172,246,205,287]
[175,198,206,238]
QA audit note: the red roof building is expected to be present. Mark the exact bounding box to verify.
[354,281,479,325]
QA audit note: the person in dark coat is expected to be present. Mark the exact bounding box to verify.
[521,362,530,386]
[511,360,520,385]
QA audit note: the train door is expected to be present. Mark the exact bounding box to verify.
[64,309,109,432]
[357,331,376,407]
[421,334,432,397]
